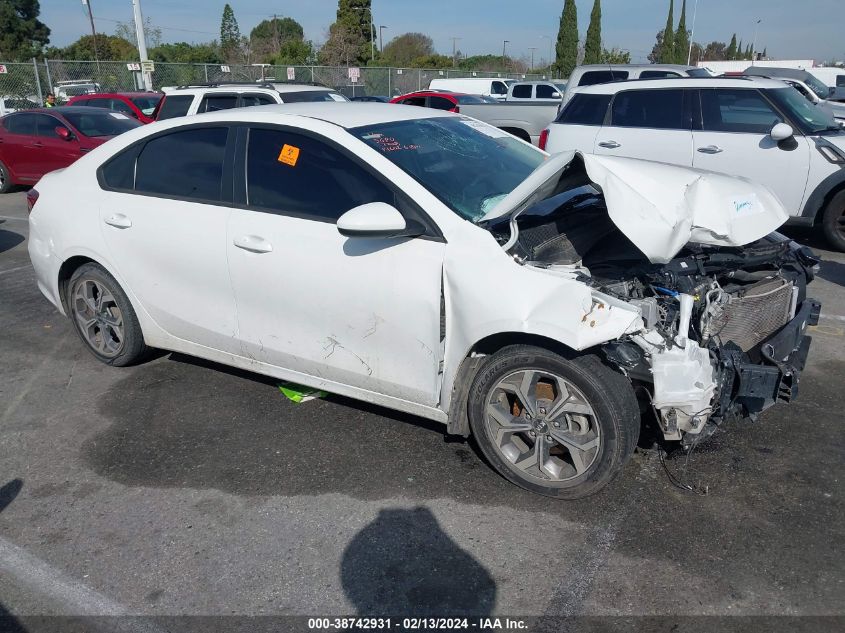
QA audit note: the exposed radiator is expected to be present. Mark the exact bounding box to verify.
[710,277,794,352]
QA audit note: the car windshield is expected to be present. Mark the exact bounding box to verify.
[454,94,486,104]
[803,74,830,99]
[767,87,840,133]
[351,117,545,222]
[129,95,163,116]
[62,111,142,137]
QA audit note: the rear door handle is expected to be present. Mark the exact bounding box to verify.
[233,235,273,253]
[104,213,132,229]
[598,140,621,149]
[697,145,724,154]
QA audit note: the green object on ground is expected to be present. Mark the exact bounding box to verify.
[278,383,327,404]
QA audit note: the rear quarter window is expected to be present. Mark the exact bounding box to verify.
[578,70,629,86]
[556,94,612,125]
[156,95,194,120]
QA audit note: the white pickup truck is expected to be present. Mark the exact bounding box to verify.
[459,101,560,145]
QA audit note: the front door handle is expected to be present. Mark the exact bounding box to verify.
[598,140,621,149]
[233,235,273,253]
[104,213,132,229]
[697,145,724,154]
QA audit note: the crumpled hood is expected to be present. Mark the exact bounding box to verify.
[481,151,790,264]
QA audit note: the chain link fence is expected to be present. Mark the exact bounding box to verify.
[1,59,556,108]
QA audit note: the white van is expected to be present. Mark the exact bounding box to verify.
[428,77,516,100]
[807,67,845,101]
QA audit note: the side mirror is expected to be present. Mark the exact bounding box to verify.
[337,202,423,239]
[551,91,561,99]
[55,126,73,141]
[830,86,836,97]
[770,123,794,142]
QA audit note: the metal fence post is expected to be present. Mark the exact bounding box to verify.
[44,59,52,95]
[204,64,209,82]
[32,58,43,104]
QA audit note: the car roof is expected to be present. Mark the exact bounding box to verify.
[157,102,454,129]
[5,106,95,114]
[572,76,788,94]
[74,91,161,98]
[398,90,469,97]
[576,63,698,71]
[162,83,334,95]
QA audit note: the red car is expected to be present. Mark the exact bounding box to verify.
[67,91,163,124]
[0,106,142,193]
[389,90,488,112]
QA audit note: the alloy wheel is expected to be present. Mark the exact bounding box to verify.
[484,369,601,482]
[72,278,125,358]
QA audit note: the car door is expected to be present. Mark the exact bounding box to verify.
[32,113,84,177]
[226,125,445,406]
[98,125,241,352]
[593,88,694,165]
[0,112,39,180]
[692,88,810,215]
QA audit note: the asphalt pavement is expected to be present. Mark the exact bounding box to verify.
[0,191,843,631]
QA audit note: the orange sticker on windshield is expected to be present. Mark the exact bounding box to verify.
[277,144,300,166]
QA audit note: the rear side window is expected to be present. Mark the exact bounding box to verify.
[279,90,345,103]
[699,88,784,134]
[837,75,845,88]
[611,89,686,129]
[536,84,560,99]
[3,113,37,135]
[399,97,426,107]
[428,96,455,110]
[557,94,612,125]
[240,93,277,107]
[100,145,140,190]
[511,84,532,99]
[639,70,681,79]
[135,127,229,202]
[246,127,392,221]
[156,95,193,120]
[86,98,110,108]
[199,95,238,113]
[578,70,629,86]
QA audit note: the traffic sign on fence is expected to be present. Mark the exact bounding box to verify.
[0,65,8,74]
[141,60,155,73]
[126,62,141,71]
[348,67,360,83]
[287,67,296,80]
[220,65,231,73]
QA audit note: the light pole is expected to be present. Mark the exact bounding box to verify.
[540,35,553,73]
[687,0,700,65]
[502,40,509,71]
[751,19,762,62]
[81,0,100,71]
[379,26,387,53]
[451,37,461,68]
[131,0,151,91]
[528,47,537,72]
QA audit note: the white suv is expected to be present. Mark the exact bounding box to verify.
[542,77,845,250]
[155,82,349,120]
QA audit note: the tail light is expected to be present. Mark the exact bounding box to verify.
[539,128,550,151]
[26,188,39,214]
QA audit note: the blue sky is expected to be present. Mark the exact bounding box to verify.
[41,1,843,64]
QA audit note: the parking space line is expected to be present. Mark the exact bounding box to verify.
[0,335,68,426]
[0,266,32,277]
[0,215,28,223]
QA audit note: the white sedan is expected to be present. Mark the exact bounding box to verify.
[28,103,820,498]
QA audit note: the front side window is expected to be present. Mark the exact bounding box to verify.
[511,84,532,99]
[157,95,193,120]
[246,128,392,220]
[109,99,134,114]
[611,89,686,129]
[535,84,560,99]
[557,94,612,125]
[129,95,163,116]
[700,88,784,134]
[351,117,545,222]
[61,111,141,137]
[135,127,228,202]
[491,82,509,95]
[428,96,455,111]
[199,95,238,113]
[33,114,68,137]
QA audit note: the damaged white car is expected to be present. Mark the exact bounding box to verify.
[27,104,821,498]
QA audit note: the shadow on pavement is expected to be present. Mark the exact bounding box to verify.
[0,478,23,514]
[0,479,27,633]
[341,507,496,617]
[818,259,845,287]
[0,229,25,255]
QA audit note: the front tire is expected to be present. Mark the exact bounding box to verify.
[0,161,13,194]
[67,263,146,366]
[467,345,639,499]
[821,190,845,252]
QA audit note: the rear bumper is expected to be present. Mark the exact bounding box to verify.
[723,299,821,414]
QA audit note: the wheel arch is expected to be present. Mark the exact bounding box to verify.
[801,169,845,226]
[446,331,594,437]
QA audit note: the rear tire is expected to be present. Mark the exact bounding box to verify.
[467,345,640,499]
[67,263,147,367]
[821,190,845,252]
[0,161,13,194]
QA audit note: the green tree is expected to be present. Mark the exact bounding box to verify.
[726,33,737,60]
[220,3,241,61]
[762,46,767,58]
[115,17,161,50]
[250,16,304,62]
[381,33,435,67]
[660,0,675,63]
[600,47,630,64]
[702,40,727,61]
[736,38,743,60]
[583,0,602,65]
[648,30,663,63]
[0,0,50,61]
[327,0,374,65]
[556,0,578,77]
[674,0,689,65]
[58,35,136,61]
[150,42,223,64]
